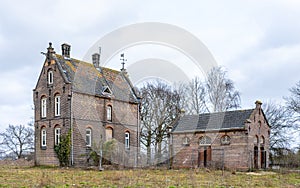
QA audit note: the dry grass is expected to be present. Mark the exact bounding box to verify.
[0,165,299,187]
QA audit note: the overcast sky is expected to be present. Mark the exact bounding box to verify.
[0,0,300,134]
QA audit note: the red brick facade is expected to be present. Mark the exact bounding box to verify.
[33,43,140,166]
[171,101,270,171]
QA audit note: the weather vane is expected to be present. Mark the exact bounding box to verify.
[120,53,127,71]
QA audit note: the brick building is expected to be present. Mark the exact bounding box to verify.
[33,43,140,166]
[171,101,270,170]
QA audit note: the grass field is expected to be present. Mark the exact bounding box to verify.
[0,165,299,187]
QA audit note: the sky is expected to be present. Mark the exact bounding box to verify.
[0,0,300,138]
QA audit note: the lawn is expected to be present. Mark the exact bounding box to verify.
[0,165,299,187]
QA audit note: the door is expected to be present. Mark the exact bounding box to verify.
[260,147,266,169]
[254,146,258,169]
[198,146,212,167]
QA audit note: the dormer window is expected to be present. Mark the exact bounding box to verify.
[102,86,112,95]
[48,70,53,84]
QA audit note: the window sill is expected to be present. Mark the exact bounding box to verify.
[41,146,47,150]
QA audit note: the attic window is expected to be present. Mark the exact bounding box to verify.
[102,86,112,95]
[48,70,53,84]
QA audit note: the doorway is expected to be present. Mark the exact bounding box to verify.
[198,146,211,167]
[254,146,258,169]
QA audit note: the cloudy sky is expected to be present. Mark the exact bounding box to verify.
[0,0,300,135]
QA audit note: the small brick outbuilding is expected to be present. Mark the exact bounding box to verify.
[171,101,270,171]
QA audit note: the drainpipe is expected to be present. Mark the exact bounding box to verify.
[70,91,74,166]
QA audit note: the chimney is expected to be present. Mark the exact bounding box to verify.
[92,53,100,68]
[255,100,262,109]
[61,43,71,58]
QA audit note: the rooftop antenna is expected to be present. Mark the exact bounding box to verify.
[120,53,127,71]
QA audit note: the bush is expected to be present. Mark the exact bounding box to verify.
[54,130,71,167]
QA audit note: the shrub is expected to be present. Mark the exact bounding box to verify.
[54,130,71,167]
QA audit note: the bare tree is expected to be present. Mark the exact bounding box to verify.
[206,67,241,112]
[140,81,181,164]
[181,67,241,114]
[285,80,300,122]
[263,101,293,150]
[0,124,34,159]
[183,77,207,114]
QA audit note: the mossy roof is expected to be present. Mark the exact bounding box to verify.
[53,54,138,103]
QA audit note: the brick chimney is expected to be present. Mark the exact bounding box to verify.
[255,100,262,109]
[92,53,100,68]
[61,43,71,58]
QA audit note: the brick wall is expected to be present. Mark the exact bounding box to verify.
[34,59,71,166]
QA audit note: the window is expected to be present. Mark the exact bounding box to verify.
[41,97,47,118]
[54,127,61,145]
[41,128,47,147]
[54,95,60,116]
[48,70,53,84]
[106,127,113,141]
[260,136,265,144]
[125,132,130,149]
[86,128,92,147]
[107,105,112,121]
[220,135,231,145]
[199,136,211,145]
[255,135,259,144]
[182,137,190,146]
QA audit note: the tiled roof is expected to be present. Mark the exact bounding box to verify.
[53,54,139,103]
[172,109,253,133]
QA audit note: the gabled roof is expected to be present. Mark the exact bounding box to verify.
[53,54,139,103]
[172,109,254,133]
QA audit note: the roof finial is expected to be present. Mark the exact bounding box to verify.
[120,53,127,71]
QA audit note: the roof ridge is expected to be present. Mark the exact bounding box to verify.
[55,54,121,73]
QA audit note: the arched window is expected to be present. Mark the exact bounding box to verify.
[41,127,47,147]
[220,135,231,145]
[107,105,112,121]
[54,95,60,116]
[48,70,53,84]
[199,136,211,145]
[260,136,265,144]
[125,132,130,149]
[255,135,259,144]
[54,127,61,145]
[41,97,47,118]
[86,128,92,147]
[105,127,113,141]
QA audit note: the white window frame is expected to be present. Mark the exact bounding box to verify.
[48,70,53,84]
[41,128,47,147]
[125,132,130,149]
[54,127,61,145]
[86,128,92,147]
[41,97,47,118]
[107,105,112,121]
[54,95,61,116]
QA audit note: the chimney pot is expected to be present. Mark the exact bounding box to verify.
[92,53,100,68]
[61,43,71,58]
[255,100,262,109]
